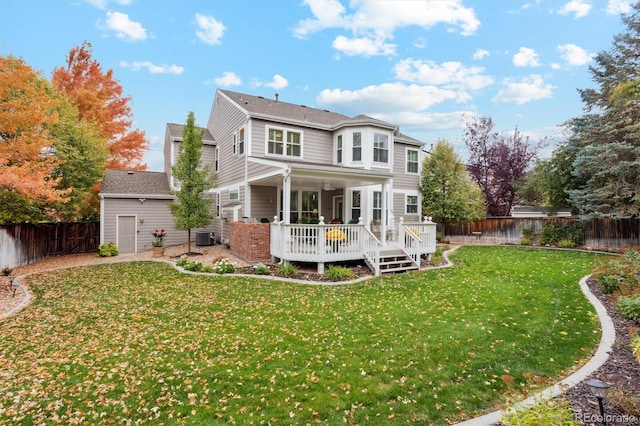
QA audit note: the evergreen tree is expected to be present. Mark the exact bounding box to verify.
[566,4,640,217]
[170,112,216,254]
[420,140,486,232]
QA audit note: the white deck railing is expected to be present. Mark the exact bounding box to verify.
[270,216,437,275]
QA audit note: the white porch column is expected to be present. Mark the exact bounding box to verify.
[381,181,388,246]
[283,169,291,224]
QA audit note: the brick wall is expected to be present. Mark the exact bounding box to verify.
[229,222,271,263]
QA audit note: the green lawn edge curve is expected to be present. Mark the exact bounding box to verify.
[0,246,604,425]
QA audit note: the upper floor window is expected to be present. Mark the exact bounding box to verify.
[238,128,245,155]
[406,149,419,174]
[337,135,343,163]
[353,132,362,161]
[267,127,302,158]
[373,133,388,163]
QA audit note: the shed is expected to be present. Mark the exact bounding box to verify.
[99,169,180,254]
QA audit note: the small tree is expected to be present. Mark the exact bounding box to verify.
[420,139,486,235]
[170,112,216,254]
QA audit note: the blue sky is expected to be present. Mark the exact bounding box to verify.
[1,0,633,171]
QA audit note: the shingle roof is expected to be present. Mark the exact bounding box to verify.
[220,89,352,127]
[166,123,215,143]
[101,169,171,196]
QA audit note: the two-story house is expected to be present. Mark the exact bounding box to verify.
[101,89,436,275]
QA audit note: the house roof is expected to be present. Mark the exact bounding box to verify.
[100,169,172,197]
[166,123,215,143]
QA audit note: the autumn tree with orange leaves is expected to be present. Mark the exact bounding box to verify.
[0,56,70,220]
[52,41,148,170]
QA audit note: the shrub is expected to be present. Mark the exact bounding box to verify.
[557,239,576,248]
[538,222,584,246]
[176,259,203,272]
[2,267,13,276]
[278,262,298,277]
[592,249,640,294]
[608,388,640,417]
[212,258,235,274]
[616,295,640,321]
[538,224,560,246]
[325,265,355,281]
[501,397,580,426]
[429,248,444,265]
[520,238,532,246]
[98,242,118,257]
[253,263,271,275]
[631,336,640,364]
[521,225,536,242]
[201,264,213,273]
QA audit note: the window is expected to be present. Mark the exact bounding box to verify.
[215,193,220,217]
[214,146,219,171]
[229,189,239,201]
[406,149,419,174]
[351,190,361,222]
[267,127,301,157]
[406,195,418,214]
[238,128,245,155]
[280,190,299,223]
[287,131,301,157]
[232,133,237,155]
[373,191,382,221]
[301,191,319,221]
[373,133,388,163]
[337,135,342,163]
[352,132,362,161]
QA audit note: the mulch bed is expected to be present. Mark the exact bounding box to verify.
[562,277,640,425]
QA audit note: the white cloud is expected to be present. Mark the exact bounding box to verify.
[195,13,225,45]
[513,47,541,67]
[294,0,480,57]
[84,0,132,9]
[557,43,594,66]
[317,82,462,114]
[558,0,592,18]
[492,75,554,105]
[214,71,242,87]
[120,61,184,74]
[377,110,474,132]
[254,74,289,90]
[101,11,147,42]
[332,35,396,56]
[393,58,493,91]
[606,0,634,14]
[472,49,490,61]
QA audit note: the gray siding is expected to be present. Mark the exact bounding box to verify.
[208,94,248,188]
[250,185,278,221]
[393,143,421,190]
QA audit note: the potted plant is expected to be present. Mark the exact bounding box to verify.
[325,228,347,252]
[151,228,167,257]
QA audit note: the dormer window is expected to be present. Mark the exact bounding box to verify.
[373,133,388,163]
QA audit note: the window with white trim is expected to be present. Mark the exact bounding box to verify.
[336,135,342,163]
[229,189,239,201]
[214,146,219,171]
[406,149,419,174]
[267,127,302,157]
[352,132,362,161]
[373,191,382,221]
[351,190,361,222]
[238,128,245,155]
[215,193,220,217]
[406,195,419,214]
[373,133,389,163]
[232,133,237,155]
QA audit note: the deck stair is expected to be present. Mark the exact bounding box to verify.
[378,248,419,274]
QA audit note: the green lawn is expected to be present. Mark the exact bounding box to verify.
[0,246,603,425]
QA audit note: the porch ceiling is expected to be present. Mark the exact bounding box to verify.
[250,163,393,190]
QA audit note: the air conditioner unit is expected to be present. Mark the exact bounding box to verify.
[196,231,215,246]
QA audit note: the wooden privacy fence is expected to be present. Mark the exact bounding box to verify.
[0,221,100,268]
[444,217,640,248]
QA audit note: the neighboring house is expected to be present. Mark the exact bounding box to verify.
[103,89,437,273]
